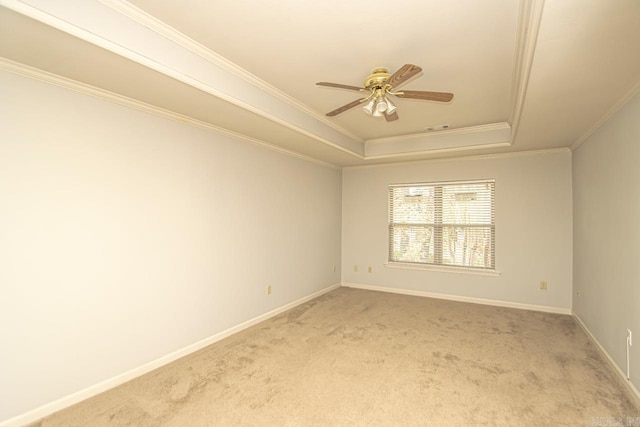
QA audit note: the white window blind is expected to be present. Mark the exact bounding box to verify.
[388,180,495,270]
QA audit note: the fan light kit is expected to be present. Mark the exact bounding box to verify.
[316,64,453,122]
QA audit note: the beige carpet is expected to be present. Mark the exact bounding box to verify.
[33,288,639,426]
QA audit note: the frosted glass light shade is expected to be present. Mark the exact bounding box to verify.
[362,97,377,115]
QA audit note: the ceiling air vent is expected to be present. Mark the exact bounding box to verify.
[425,124,450,132]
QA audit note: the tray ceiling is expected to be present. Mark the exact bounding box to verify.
[1,0,639,166]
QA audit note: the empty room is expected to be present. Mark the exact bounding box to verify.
[1,0,639,426]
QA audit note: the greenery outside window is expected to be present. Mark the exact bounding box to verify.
[388,180,495,270]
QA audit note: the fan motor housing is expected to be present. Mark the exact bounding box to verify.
[364,68,391,89]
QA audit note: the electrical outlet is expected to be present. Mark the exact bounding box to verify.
[266,285,272,295]
[368,266,372,273]
[540,281,547,290]
[354,265,358,272]
[628,329,633,346]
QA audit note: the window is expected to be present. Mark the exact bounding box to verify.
[388,180,495,270]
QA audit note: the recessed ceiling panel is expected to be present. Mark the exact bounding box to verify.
[127,0,519,139]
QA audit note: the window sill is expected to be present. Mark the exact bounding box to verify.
[385,262,501,277]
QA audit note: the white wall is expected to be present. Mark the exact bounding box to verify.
[342,150,573,309]
[0,71,341,422]
[573,91,640,391]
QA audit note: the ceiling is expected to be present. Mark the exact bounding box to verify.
[1,0,640,166]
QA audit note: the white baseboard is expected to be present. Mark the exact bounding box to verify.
[341,282,572,315]
[0,283,341,427]
[573,312,640,407]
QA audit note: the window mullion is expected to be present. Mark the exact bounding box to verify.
[434,185,443,265]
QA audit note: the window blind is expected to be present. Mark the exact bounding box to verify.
[388,180,495,270]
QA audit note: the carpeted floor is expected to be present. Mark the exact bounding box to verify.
[33,287,639,426]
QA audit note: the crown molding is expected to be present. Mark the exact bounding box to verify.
[570,78,640,151]
[97,0,363,144]
[366,122,511,145]
[0,57,340,170]
[6,55,566,170]
[93,0,552,158]
[344,147,571,171]
[1,0,567,165]
[4,55,552,169]
[363,142,512,161]
[364,122,511,158]
[0,0,364,159]
[508,0,546,144]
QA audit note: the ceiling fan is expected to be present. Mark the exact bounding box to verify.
[316,64,453,122]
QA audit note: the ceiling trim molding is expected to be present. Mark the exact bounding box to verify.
[363,142,512,161]
[98,0,363,144]
[508,0,545,144]
[344,147,571,171]
[0,0,365,159]
[570,78,640,151]
[366,122,511,145]
[0,57,341,170]
[364,123,511,158]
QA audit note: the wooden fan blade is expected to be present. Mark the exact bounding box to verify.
[316,82,365,92]
[386,64,422,89]
[395,90,454,102]
[326,98,366,116]
[384,111,399,122]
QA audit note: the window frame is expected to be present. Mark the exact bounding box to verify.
[387,179,496,273]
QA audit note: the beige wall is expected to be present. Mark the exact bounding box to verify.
[573,91,640,390]
[342,150,573,309]
[0,71,342,421]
